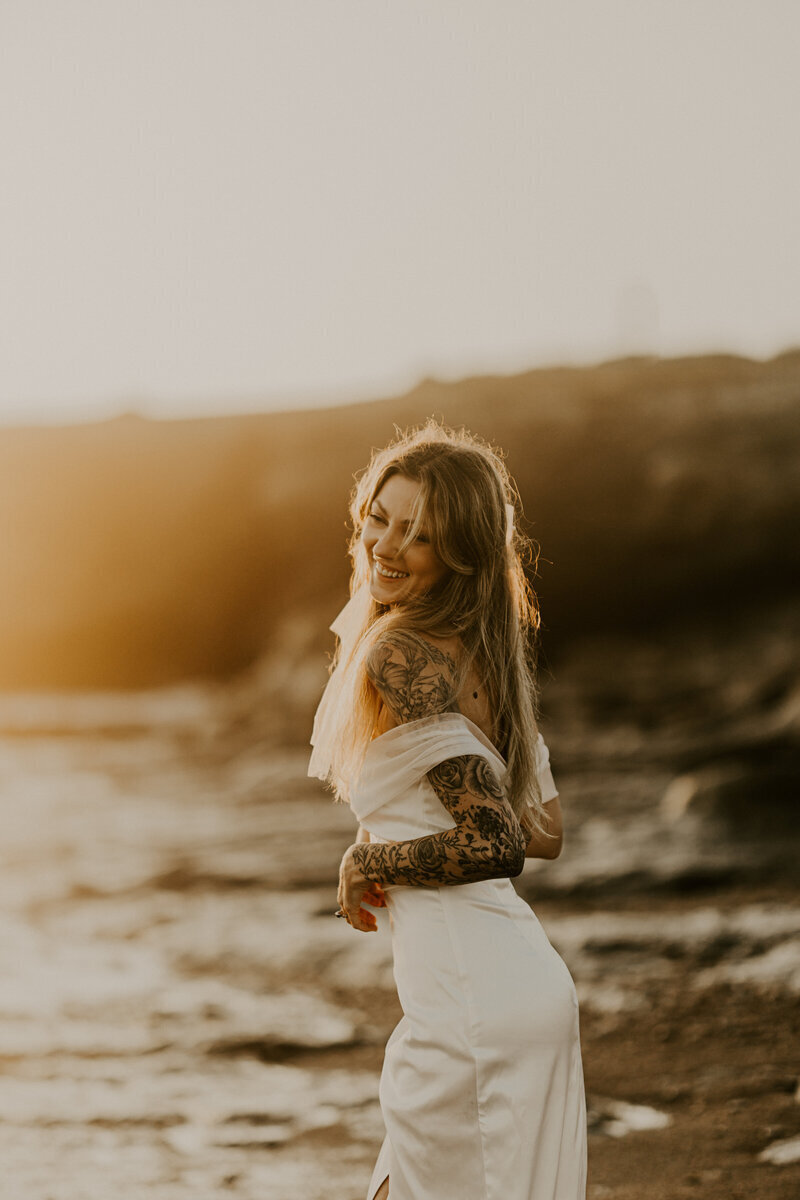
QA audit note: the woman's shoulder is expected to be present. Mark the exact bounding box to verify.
[365,625,462,726]
[367,623,462,672]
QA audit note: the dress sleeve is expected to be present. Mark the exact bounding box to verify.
[532,733,559,804]
[348,713,506,823]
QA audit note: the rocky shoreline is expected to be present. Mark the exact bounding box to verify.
[1,596,798,1198]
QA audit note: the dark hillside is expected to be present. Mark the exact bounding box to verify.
[1,351,798,688]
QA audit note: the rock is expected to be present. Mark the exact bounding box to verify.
[587,1095,672,1138]
[758,1134,800,1165]
[695,938,800,994]
[661,757,800,838]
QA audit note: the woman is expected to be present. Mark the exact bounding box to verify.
[308,420,587,1200]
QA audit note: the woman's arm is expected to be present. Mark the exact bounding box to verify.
[352,752,526,886]
[524,796,563,859]
[350,630,526,888]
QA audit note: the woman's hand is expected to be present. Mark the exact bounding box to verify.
[338,844,386,931]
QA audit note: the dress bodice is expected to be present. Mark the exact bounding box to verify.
[348,711,558,843]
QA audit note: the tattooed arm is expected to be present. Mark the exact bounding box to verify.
[350,630,526,889]
[351,752,527,887]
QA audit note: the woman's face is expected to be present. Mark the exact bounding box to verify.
[362,474,449,605]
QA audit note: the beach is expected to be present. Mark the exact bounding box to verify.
[1,592,797,1199]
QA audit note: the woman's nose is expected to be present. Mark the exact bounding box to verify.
[374,525,401,558]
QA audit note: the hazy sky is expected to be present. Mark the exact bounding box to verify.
[2,1,798,425]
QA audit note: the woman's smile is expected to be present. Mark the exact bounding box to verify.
[373,559,409,580]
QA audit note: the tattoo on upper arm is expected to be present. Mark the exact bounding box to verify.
[365,631,458,722]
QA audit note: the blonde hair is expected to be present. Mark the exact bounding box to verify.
[319,419,549,837]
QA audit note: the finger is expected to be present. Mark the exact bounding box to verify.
[350,889,379,915]
[346,907,377,932]
[359,904,378,930]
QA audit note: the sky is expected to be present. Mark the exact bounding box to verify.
[1,0,798,425]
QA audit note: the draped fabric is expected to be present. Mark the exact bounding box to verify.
[350,711,558,821]
[307,584,373,785]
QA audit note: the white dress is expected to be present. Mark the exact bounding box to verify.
[347,711,588,1200]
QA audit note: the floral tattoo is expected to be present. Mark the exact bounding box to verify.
[351,752,526,888]
[365,630,459,721]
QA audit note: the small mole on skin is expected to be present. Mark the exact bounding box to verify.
[473,691,478,699]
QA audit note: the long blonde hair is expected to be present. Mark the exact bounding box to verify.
[316,419,548,836]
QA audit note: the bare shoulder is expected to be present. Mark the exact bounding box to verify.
[365,627,460,724]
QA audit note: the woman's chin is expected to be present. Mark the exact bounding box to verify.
[369,575,414,605]
[369,582,397,605]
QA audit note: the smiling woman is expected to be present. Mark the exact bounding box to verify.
[309,419,586,1200]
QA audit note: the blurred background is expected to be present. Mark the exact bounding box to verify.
[1,3,799,1198]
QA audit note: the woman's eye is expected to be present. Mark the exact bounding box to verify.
[368,512,385,524]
